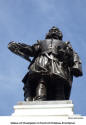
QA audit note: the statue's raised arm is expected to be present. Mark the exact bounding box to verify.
[8,41,40,62]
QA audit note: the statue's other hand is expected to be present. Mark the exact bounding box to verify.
[72,67,83,77]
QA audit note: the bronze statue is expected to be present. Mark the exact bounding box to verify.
[8,26,83,101]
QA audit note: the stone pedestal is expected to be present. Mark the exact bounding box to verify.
[12,100,74,116]
[0,100,85,125]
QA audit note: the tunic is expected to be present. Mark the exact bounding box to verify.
[23,39,82,87]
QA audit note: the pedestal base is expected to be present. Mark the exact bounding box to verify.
[12,100,74,116]
[0,100,86,125]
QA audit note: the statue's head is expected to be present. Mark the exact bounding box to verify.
[45,26,63,40]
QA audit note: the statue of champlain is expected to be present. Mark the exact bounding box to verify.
[8,26,83,101]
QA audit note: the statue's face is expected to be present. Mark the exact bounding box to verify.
[49,28,58,34]
[45,27,63,40]
[48,29,59,39]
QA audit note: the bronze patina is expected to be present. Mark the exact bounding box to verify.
[8,26,83,101]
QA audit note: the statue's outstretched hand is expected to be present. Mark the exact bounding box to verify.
[8,41,19,53]
[8,41,31,62]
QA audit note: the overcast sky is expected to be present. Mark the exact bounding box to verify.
[0,0,86,116]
